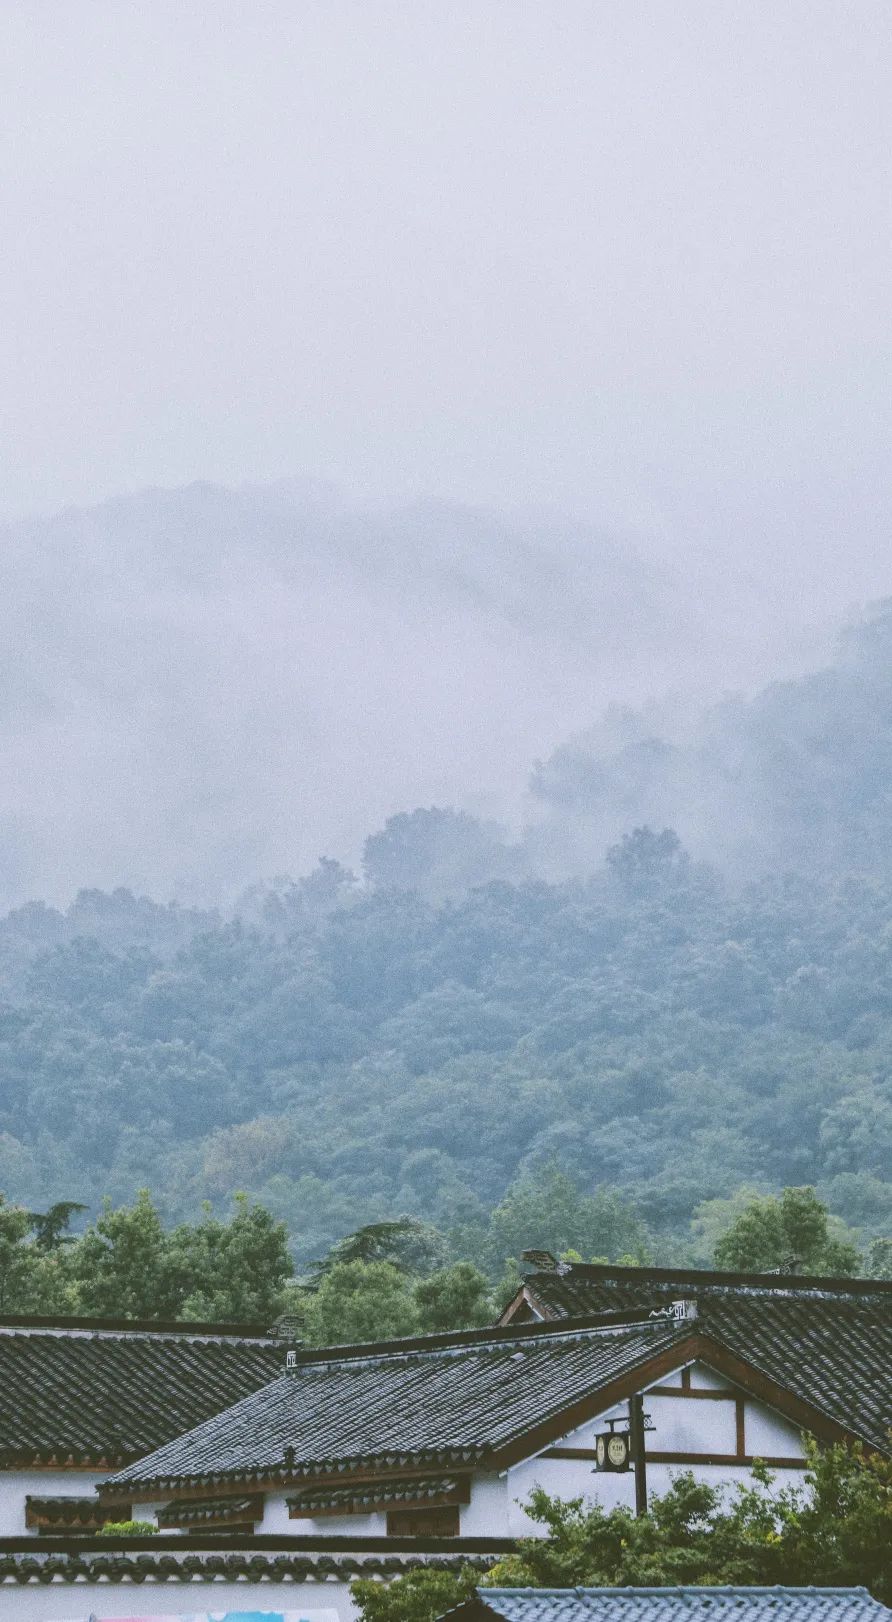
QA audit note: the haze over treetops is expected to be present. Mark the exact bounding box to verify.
[2,592,892,1263]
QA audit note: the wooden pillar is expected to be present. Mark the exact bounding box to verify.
[629,1393,648,1517]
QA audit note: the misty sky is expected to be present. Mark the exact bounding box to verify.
[3,3,892,607]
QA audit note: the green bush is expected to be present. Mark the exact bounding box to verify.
[99,1519,157,1537]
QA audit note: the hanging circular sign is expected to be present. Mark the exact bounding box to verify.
[594,1428,631,1471]
[607,1433,629,1468]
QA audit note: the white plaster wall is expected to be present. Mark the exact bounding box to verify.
[458,1472,510,1536]
[0,1577,354,1622]
[691,1365,734,1391]
[0,1471,109,1536]
[745,1398,805,1458]
[133,1498,174,1527]
[646,1392,738,1453]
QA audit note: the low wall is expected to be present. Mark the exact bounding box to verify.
[0,1575,353,1621]
[0,1532,511,1622]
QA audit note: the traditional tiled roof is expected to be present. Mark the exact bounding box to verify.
[101,1319,687,1494]
[504,1266,892,1454]
[288,1475,467,1515]
[24,1496,114,1530]
[447,1589,891,1622]
[0,1318,284,1466]
[157,1495,264,1527]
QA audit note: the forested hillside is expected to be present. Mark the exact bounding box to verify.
[4,602,892,1266]
[2,828,891,1265]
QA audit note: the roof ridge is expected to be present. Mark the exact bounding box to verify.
[483,1589,875,1602]
[539,1263,892,1296]
[289,1309,690,1368]
[0,1314,279,1340]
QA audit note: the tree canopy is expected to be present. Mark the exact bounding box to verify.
[0,1182,884,1335]
[0,1189,292,1322]
[1,814,892,1269]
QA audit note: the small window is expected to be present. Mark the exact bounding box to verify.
[386,1505,460,1538]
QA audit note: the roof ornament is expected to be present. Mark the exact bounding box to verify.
[520,1249,571,1275]
[648,1298,698,1322]
[270,1313,304,1340]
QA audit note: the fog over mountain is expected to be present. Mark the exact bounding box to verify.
[530,600,892,882]
[0,478,840,913]
[4,5,892,914]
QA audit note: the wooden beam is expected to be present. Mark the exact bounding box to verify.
[542,1446,806,1469]
[102,1465,477,1508]
[647,1451,806,1469]
[648,1385,738,1400]
[681,1336,856,1449]
[736,1398,746,1459]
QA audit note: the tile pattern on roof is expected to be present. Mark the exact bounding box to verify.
[520,1268,892,1453]
[0,1328,283,1464]
[103,1321,685,1491]
[158,1495,264,1526]
[288,1475,465,1513]
[465,1589,889,1622]
[24,1496,113,1530]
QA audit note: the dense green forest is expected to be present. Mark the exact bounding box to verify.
[3,607,892,1267]
[2,830,892,1265]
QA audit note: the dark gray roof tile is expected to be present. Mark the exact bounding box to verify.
[288,1475,465,1513]
[518,1269,892,1453]
[458,1590,889,1622]
[103,1322,685,1492]
[0,1323,283,1464]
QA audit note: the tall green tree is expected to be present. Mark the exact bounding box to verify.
[711,1186,861,1275]
[26,1200,87,1250]
[0,1196,41,1310]
[488,1163,649,1269]
[414,1261,492,1332]
[301,1259,418,1346]
[170,1194,293,1322]
[314,1217,448,1278]
[69,1189,182,1319]
[0,1194,75,1312]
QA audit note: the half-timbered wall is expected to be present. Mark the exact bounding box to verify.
[495,1360,806,1535]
